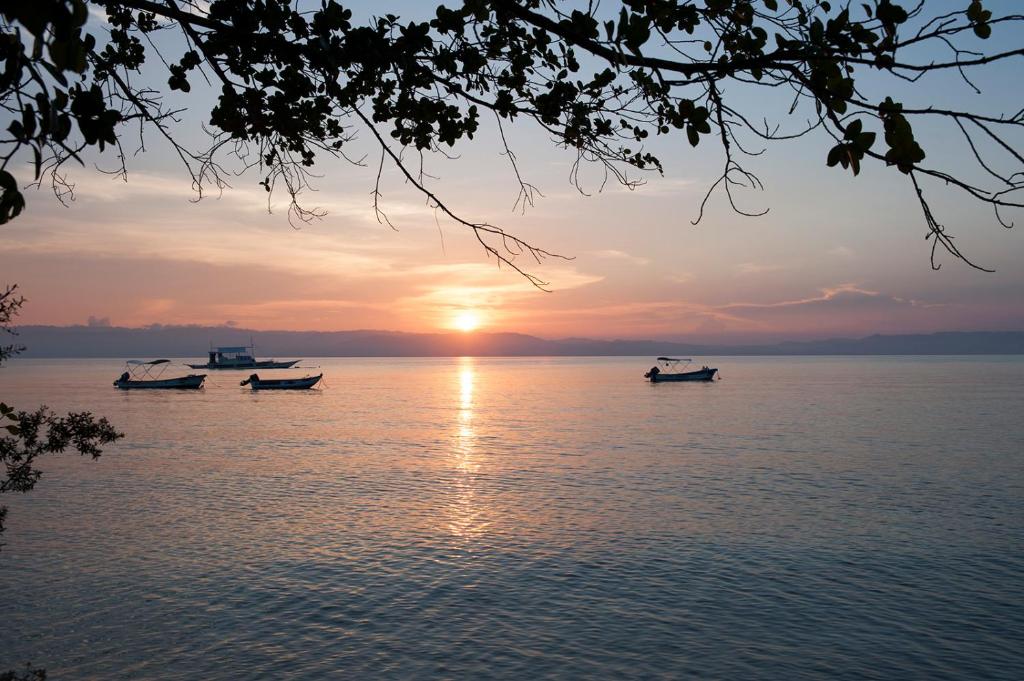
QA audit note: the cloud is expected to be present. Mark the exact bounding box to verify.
[392,262,603,329]
[9,166,593,298]
[665,272,694,284]
[828,246,855,258]
[502,282,963,340]
[86,0,211,27]
[588,249,650,266]
[722,284,900,314]
[703,283,958,337]
[137,298,177,317]
[606,176,698,196]
[87,5,110,24]
[735,262,785,275]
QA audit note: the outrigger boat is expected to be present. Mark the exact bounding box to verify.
[187,343,299,370]
[240,373,323,390]
[644,357,718,383]
[114,360,207,389]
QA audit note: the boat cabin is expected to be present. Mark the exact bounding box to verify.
[207,346,256,367]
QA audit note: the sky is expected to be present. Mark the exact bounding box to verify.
[2,1,1023,343]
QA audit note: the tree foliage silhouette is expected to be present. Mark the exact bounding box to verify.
[2,283,122,679]
[2,1,1022,284]
[0,284,123,544]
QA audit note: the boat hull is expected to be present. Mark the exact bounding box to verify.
[186,360,300,370]
[115,374,207,389]
[649,368,717,382]
[242,374,322,390]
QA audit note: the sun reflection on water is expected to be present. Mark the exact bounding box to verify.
[448,357,490,539]
[455,359,475,468]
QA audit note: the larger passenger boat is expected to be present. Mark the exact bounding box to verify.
[187,344,300,370]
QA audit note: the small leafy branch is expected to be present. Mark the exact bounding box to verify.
[1,279,124,544]
[0,401,123,537]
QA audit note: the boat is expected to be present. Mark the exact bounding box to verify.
[240,373,323,390]
[644,357,718,382]
[187,344,299,370]
[114,360,207,389]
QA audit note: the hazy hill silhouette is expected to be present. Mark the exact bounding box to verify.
[11,325,1024,358]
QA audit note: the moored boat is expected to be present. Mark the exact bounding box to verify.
[114,360,207,389]
[187,343,299,370]
[240,373,323,390]
[644,357,718,383]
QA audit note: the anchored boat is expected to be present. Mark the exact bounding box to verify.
[187,344,299,370]
[114,360,207,389]
[240,373,323,390]
[644,357,718,383]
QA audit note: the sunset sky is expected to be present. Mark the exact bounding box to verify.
[3,1,1023,343]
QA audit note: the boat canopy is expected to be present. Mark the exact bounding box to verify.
[123,359,176,380]
[216,346,250,353]
[657,357,691,362]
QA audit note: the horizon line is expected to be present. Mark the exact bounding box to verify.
[14,322,1024,343]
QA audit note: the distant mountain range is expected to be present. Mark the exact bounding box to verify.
[9,325,1024,358]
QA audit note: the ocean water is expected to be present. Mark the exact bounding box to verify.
[1,356,1022,679]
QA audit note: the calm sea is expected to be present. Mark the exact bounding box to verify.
[1,357,1022,679]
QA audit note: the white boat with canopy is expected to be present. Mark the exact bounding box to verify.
[644,357,718,383]
[114,360,207,389]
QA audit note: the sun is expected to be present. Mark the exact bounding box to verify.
[453,310,482,332]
